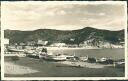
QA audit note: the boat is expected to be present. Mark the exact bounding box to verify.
[96,57,107,62]
[7,48,24,52]
[100,57,107,62]
[114,59,125,68]
[38,47,76,61]
[39,52,76,61]
[43,54,74,61]
[46,54,67,61]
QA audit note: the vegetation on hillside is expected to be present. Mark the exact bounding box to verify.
[4,27,124,46]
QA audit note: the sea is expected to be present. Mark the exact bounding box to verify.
[48,48,124,60]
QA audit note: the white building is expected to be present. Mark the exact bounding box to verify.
[4,38,9,45]
[50,43,66,47]
[37,40,48,45]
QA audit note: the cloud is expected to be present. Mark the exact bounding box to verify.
[99,13,106,16]
[1,1,126,31]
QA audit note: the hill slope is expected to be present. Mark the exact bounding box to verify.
[4,27,124,46]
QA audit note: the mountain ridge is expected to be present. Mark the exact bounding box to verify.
[5,27,124,32]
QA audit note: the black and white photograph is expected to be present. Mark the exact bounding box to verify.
[1,1,127,79]
[2,79,127,81]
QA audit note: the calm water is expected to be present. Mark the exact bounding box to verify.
[49,48,124,60]
[5,48,125,77]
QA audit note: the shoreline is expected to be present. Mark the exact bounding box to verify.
[56,61,113,69]
[44,46,124,50]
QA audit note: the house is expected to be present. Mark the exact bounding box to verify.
[4,38,9,51]
[70,38,75,41]
[27,41,36,46]
[50,43,66,47]
[4,38,9,45]
[37,40,48,46]
[19,43,26,46]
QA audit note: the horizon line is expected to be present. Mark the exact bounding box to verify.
[4,27,124,32]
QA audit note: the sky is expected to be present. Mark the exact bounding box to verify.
[1,1,127,31]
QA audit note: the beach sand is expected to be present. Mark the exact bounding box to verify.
[58,61,113,68]
[5,62,39,75]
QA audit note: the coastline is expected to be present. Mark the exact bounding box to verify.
[45,46,124,50]
[56,61,113,69]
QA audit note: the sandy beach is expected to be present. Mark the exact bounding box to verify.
[4,57,124,77]
[5,62,39,75]
[57,61,113,68]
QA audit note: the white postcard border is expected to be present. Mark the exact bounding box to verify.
[1,1,127,80]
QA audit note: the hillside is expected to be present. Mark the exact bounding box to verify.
[4,27,124,46]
